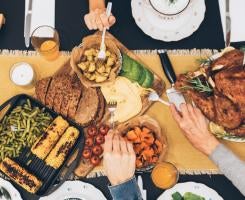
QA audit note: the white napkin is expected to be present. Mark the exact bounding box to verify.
[219,0,245,42]
[24,0,55,37]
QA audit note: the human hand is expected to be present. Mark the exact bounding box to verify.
[103,130,136,186]
[170,103,220,156]
[0,14,5,29]
[84,9,116,31]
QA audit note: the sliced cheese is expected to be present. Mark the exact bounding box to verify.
[101,77,142,123]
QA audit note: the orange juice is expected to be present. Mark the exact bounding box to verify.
[151,162,179,189]
[39,40,60,61]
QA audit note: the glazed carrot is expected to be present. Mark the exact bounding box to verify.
[126,130,138,141]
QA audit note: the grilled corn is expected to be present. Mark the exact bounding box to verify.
[31,116,69,159]
[0,157,42,193]
[45,126,79,169]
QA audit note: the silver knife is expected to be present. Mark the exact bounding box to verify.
[24,0,33,48]
[137,176,147,200]
[158,50,186,111]
[225,0,231,47]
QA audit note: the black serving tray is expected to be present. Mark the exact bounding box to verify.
[0,94,85,196]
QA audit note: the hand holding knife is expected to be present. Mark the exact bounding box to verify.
[158,50,186,111]
[24,0,33,48]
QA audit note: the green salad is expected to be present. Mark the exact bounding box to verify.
[172,192,205,200]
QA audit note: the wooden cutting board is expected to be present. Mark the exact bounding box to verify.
[57,32,165,177]
[57,32,165,124]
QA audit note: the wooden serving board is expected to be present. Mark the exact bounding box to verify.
[57,32,165,177]
[57,32,165,124]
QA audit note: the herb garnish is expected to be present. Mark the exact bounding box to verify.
[181,77,213,93]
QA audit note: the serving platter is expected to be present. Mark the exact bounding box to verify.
[0,94,85,196]
[175,47,245,142]
[42,32,165,177]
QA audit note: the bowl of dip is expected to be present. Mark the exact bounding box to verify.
[10,62,35,87]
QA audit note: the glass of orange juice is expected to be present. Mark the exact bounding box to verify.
[151,162,179,189]
[31,25,60,61]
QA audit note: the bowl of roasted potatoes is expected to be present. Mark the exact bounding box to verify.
[71,36,122,87]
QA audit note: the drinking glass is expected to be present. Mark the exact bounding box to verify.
[151,161,179,189]
[31,25,60,61]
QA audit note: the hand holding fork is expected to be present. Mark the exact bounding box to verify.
[108,100,117,130]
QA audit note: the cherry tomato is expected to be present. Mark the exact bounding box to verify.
[82,148,92,159]
[85,137,94,147]
[98,124,109,136]
[92,145,103,156]
[95,134,105,145]
[90,155,101,166]
[87,125,97,137]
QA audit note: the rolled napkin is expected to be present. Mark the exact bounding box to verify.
[0,13,5,29]
[24,0,55,37]
[219,0,245,42]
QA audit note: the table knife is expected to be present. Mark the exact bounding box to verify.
[158,50,186,111]
[24,0,33,48]
[137,176,147,200]
[225,0,231,47]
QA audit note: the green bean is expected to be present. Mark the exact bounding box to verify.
[0,99,53,161]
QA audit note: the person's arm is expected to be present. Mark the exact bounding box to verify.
[0,14,5,29]
[89,0,105,11]
[84,0,116,31]
[103,131,142,200]
[108,176,142,200]
[170,104,245,196]
[210,144,245,196]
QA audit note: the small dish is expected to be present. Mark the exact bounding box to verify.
[70,35,122,88]
[117,115,168,171]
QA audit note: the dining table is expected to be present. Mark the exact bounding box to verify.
[0,0,245,200]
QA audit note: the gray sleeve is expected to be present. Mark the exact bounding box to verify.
[209,144,245,196]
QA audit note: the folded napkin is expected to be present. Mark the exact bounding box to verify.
[219,0,245,42]
[24,0,55,37]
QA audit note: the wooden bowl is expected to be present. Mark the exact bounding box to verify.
[70,34,122,88]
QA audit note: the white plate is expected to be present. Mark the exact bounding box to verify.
[39,181,106,200]
[157,182,223,200]
[0,178,23,200]
[131,0,206,42]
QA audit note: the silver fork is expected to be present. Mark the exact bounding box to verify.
[108,100,117,129]
[97,2,112,64]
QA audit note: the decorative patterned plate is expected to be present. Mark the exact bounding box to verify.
[40,181,106,200]
[131,0,206,42]
[157,182,223,200]
[0,178,23,200]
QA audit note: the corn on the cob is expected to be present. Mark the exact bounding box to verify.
[45,126,79,169]
[31,116,69,159]
[0,157,42,193]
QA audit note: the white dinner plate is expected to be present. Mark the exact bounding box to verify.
[0,177,23,200]
[39,181,106,200]
[157,182,223,200]
[131,0,206,42]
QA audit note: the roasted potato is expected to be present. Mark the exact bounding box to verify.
[77,47,117,83]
